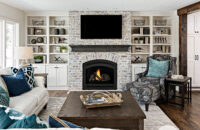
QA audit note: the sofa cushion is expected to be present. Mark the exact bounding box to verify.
[0,86,9,106]
[8,114,48,128]
[10,93,38,115]
[11,64,36,89]
[26,87,48,103]
[146,58,169,78]
[0,108,13,129]
[2,69,31,97]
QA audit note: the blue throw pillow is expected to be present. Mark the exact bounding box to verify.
[146,58,169,78]
[49,115,84,129]
[1,69,31,97]
[8,114,48,128]
[11,64,36,88]
[0,86,9,106]
[0,108,13,129]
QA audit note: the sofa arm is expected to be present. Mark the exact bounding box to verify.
[35,76,45,88]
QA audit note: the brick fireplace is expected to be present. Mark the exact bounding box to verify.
[68,11,132,90]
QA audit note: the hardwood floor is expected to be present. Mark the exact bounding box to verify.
[48,90,200,130]
[158,92,200,130]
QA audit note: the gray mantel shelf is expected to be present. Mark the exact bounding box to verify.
[69,45,131,52]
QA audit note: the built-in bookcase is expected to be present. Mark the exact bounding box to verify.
[131,16,172,64]
[26,16,69,64]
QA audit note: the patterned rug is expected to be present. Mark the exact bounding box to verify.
[38,97,178,130]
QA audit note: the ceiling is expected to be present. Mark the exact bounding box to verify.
[0,0,199,11]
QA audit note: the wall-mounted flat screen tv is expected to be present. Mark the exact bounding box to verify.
[81,15,122,39]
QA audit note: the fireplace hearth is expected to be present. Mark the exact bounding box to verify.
[83,59,117,90]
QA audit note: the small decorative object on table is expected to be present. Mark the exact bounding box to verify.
[80,91,123,109]
[171,75,184,80]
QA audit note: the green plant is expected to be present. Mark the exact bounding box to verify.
[134,38,138,40]
[34,55,43,59]
[60,46,68,50]
[139,37,144,40]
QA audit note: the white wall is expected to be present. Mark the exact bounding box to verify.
[0,2,25,46]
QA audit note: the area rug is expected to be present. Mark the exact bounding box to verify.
[38,97,178,130]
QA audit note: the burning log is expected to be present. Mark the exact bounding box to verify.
[89,72,111,82]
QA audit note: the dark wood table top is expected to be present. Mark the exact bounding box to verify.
[58,91,146,120]
[165,76,191,83]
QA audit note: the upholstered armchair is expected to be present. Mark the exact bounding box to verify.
[125,55,177,111]
[135,54,177,99]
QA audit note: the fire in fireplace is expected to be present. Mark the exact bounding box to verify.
[89,68,111,82]
[83,59,117,90]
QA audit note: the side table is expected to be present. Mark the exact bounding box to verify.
[165,77,192,109]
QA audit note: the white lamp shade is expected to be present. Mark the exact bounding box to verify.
[15,47,33,60]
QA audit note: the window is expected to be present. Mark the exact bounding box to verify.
[0,19,19,68]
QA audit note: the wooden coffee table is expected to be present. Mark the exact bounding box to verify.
[58,91,146,130]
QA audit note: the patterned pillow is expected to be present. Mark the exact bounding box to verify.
[0,86,9,106]
[0,105,49,127]
[8,114,48,128]
[11,64,36,88]
[0,108,13,129]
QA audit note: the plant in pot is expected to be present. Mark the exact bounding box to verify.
[60,46,68,53]
[134,38,138,43]
[139,37,144,44]
[34,55,43,63]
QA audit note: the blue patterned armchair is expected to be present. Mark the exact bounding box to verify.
[126,54,177,111]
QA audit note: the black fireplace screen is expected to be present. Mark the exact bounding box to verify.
[83,59,117,90]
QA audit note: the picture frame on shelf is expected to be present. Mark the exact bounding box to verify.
[35,28,44,35]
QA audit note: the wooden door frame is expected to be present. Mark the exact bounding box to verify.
[177,2,200,75]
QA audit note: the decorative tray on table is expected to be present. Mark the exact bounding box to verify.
[80,91,123,109]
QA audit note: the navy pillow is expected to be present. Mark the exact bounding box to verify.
[1,69,31,97]
[49,115,83,129]
[0,108,13,129]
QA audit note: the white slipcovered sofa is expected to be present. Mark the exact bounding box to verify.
[0,67,49,115]
[9,76,49,115]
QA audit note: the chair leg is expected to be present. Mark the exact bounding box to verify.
[145,104,149,111]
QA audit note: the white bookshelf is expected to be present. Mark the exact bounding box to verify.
[131,15,172,64]
[26,15,70,64]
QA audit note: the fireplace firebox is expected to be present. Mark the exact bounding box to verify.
[83,60,117,90]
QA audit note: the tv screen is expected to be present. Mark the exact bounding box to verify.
[81,15,122,39]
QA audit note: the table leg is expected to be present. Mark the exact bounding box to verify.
[190,78,192,101]
[181,85,185,109]
[187,82,190,101]
[165,81,168,104]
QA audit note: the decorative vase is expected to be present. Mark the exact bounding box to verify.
[60,28,66,35]
[61,49,67,53]
[140,40,143,44]
[54,29,59,35]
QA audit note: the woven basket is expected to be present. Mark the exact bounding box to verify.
[80,91,123,109]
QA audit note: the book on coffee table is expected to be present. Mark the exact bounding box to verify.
[85,96,107,104]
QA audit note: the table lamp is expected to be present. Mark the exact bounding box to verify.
[15,47,33,67]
